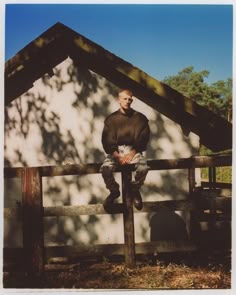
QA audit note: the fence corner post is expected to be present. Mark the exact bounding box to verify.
[21,167,44,275]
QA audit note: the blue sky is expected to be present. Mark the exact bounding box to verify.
[4,3,233,84]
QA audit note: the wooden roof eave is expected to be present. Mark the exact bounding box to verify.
[5,23,70,104]
[5,22,232,152]
[66,25,232,152]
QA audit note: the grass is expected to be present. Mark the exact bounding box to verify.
[3,253,231,289]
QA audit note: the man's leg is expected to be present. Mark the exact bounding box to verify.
[130,154,149,210]
[133,156,149,189]
[100,155,120,209]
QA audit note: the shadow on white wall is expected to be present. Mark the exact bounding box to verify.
[4,58,200,247]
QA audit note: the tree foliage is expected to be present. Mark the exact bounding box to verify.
[162,66,232,122]
[163,66,232,185]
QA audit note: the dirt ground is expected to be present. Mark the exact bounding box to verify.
[3,253,231,289]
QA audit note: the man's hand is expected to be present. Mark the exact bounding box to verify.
[119,149,137,165]
[112,151,123,165]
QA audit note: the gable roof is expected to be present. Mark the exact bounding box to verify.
[5,22,232,152]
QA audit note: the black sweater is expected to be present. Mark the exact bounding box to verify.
[102,109,150,154]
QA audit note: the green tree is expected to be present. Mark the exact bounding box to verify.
[162,66,232,121]
[163,67,232,182]
[163,65,210,102]
[210,79,232,122]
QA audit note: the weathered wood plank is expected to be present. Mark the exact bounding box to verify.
[4,196,231,219]
[136,240,197,253]
[188,168,196,194]
[195,212,231,222]
[4,155,232,179]
[43,203,123,216]
[21,167,44,274]
[5,23,69,104]
[201,181,232,189]
[122,168,136,268]
[40,163,102,177]
[4,241,197,263]
[4,207,22,219]
[43,196,233,215]
[3,167,23,179]
[45,241,197,257]
[188,168,197,240]
[45,264,81,272]
[5,200,194,219]
[196,195,232,212]
[45,244,124,258]
[140,200,195,212]
[148,155,232,170]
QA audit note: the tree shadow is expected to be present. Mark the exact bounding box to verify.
[4,57,199,247]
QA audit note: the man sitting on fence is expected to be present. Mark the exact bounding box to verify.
[100,89,150,211]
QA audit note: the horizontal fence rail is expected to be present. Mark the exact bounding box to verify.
[4,154,232,178]
[4,197,231,219]
[4,240,197,262]
[4,154,232,274]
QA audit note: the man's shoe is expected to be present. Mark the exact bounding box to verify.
[132,190,143,210]
[103,191,120,211]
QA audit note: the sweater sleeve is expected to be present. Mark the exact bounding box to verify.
[133,118,150,152]
[101,122,118,154]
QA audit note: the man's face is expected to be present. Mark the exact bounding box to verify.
[118,91,133,111]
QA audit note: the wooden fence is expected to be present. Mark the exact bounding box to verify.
[4,154,232,274]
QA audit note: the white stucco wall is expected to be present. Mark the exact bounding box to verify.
[4,57,200,247]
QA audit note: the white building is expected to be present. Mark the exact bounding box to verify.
[4,23,231,249]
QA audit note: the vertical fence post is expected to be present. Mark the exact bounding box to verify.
[208,167,217,233]
[188,168,196,194]
[121,167,136,268]
[21,167,44,274]
[188,168,198,240]
[208,167,216,190]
